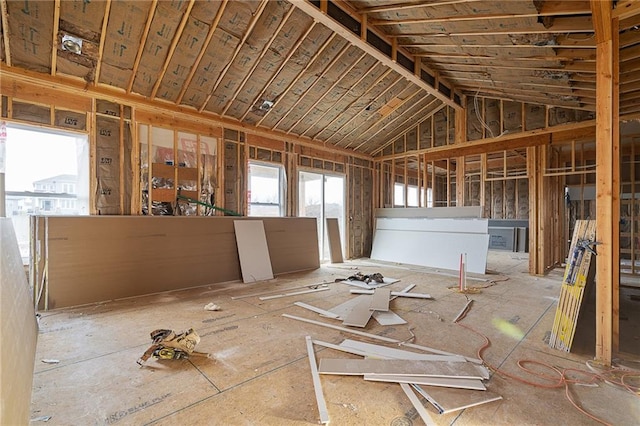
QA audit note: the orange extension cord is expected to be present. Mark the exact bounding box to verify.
[455,320,640,426]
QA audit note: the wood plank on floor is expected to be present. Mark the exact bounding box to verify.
[318,358,485,379]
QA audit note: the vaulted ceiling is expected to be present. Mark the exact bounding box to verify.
[1,0,639,155]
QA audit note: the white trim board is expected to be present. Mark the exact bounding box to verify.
[400,383,436,426]
[234,220,274,283]
[318,358,485,379]
[305,336,329,424]
[372,310,406,325]
[282,314,482,364]
[412,385,502,414]
[350,289,432,299]
[339,340,466,362]
[294,302,341,319]
[258,287,328,300]
[370,229,489,274]
[364,374,486,391]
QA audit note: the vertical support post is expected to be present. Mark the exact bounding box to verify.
[591,0,619,365]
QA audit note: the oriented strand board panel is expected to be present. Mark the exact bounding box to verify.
[234,220,274,283]
[35,216,319,309]
[326,218,343,263]
[1,218,38,425]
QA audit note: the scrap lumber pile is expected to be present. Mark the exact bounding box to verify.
[283,277,502,424]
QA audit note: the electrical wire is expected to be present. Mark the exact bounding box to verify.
[456,320,640,426]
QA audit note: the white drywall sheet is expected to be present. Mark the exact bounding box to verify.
[370,221,490,274]
[326,218,343,263]
[376,206,482,218]
[234,220,274,283]
[376,218,488,234]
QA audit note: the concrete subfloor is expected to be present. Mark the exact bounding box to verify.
[30,252,640,425]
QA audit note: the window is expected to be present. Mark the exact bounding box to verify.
[407,185,419,207]
[4,123,89,262]
[248,162,285,217]
[394,183,405,207]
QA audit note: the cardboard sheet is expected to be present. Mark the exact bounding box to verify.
[234,220,274,283]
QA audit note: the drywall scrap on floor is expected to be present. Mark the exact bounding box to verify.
[1,218,38,426]
[33,216,319,309]
[370,217,490,274]
[233,220,274,283]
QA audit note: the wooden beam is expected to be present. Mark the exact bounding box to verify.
[360,0,482,14]
[0,0,10,66]
[613,0,640,20]
[150,0,195,99]
[127,0,158,93]
[370,3,592,26]
[93,0,112,84]
[51,0,60,76]
[199,0,269,113]
[176,0,228,105]
[0,64,373,161]
[289,0,460,110]
[591,0,618,366]
[221,5,296,116]
[375,120,597,161]
[255,32,339,126]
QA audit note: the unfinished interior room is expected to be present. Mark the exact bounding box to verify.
[2,0,640,425]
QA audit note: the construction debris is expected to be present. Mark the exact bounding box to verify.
[204,303,221,311]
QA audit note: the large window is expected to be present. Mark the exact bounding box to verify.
[3,123,89,262]
[248,162,285,217]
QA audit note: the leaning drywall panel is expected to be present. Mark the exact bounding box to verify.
[376,218,488,234]
[234,220,274,283]
[375,206,482,218]
[0,218,38,425]
[370,229,489,274]
[37,216,319,309]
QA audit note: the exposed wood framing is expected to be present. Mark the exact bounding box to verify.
[94,0,112,84]
[591,0,619,366]
[199,0,269,113]
[0,0,11,66]
[150,0,195,99]
[50,0,60,76]
[127,0,158,93]
[290,0,460,110]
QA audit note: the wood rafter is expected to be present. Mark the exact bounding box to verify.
[0,0,10,66]
[150,0,195,99]
[255,32,339,127]
[286,51,367,134]
[322,75,404,142]
[387,17,595,37]
[238,21,317,121]
[199,0,269,113]
[359,0,482,14]
[94,0,112,84]
[272,43,354,132]
[127,0,158,93]
[290,0,459,110]
[358,98,443,153]
[370,3,591,26]
[376,119,597,161]
[51,0,60,76]
[221,4,296,116]
[300,63,386,138]
[339,89,423,148]
[430,61,596,73]
[176,0,228,105]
